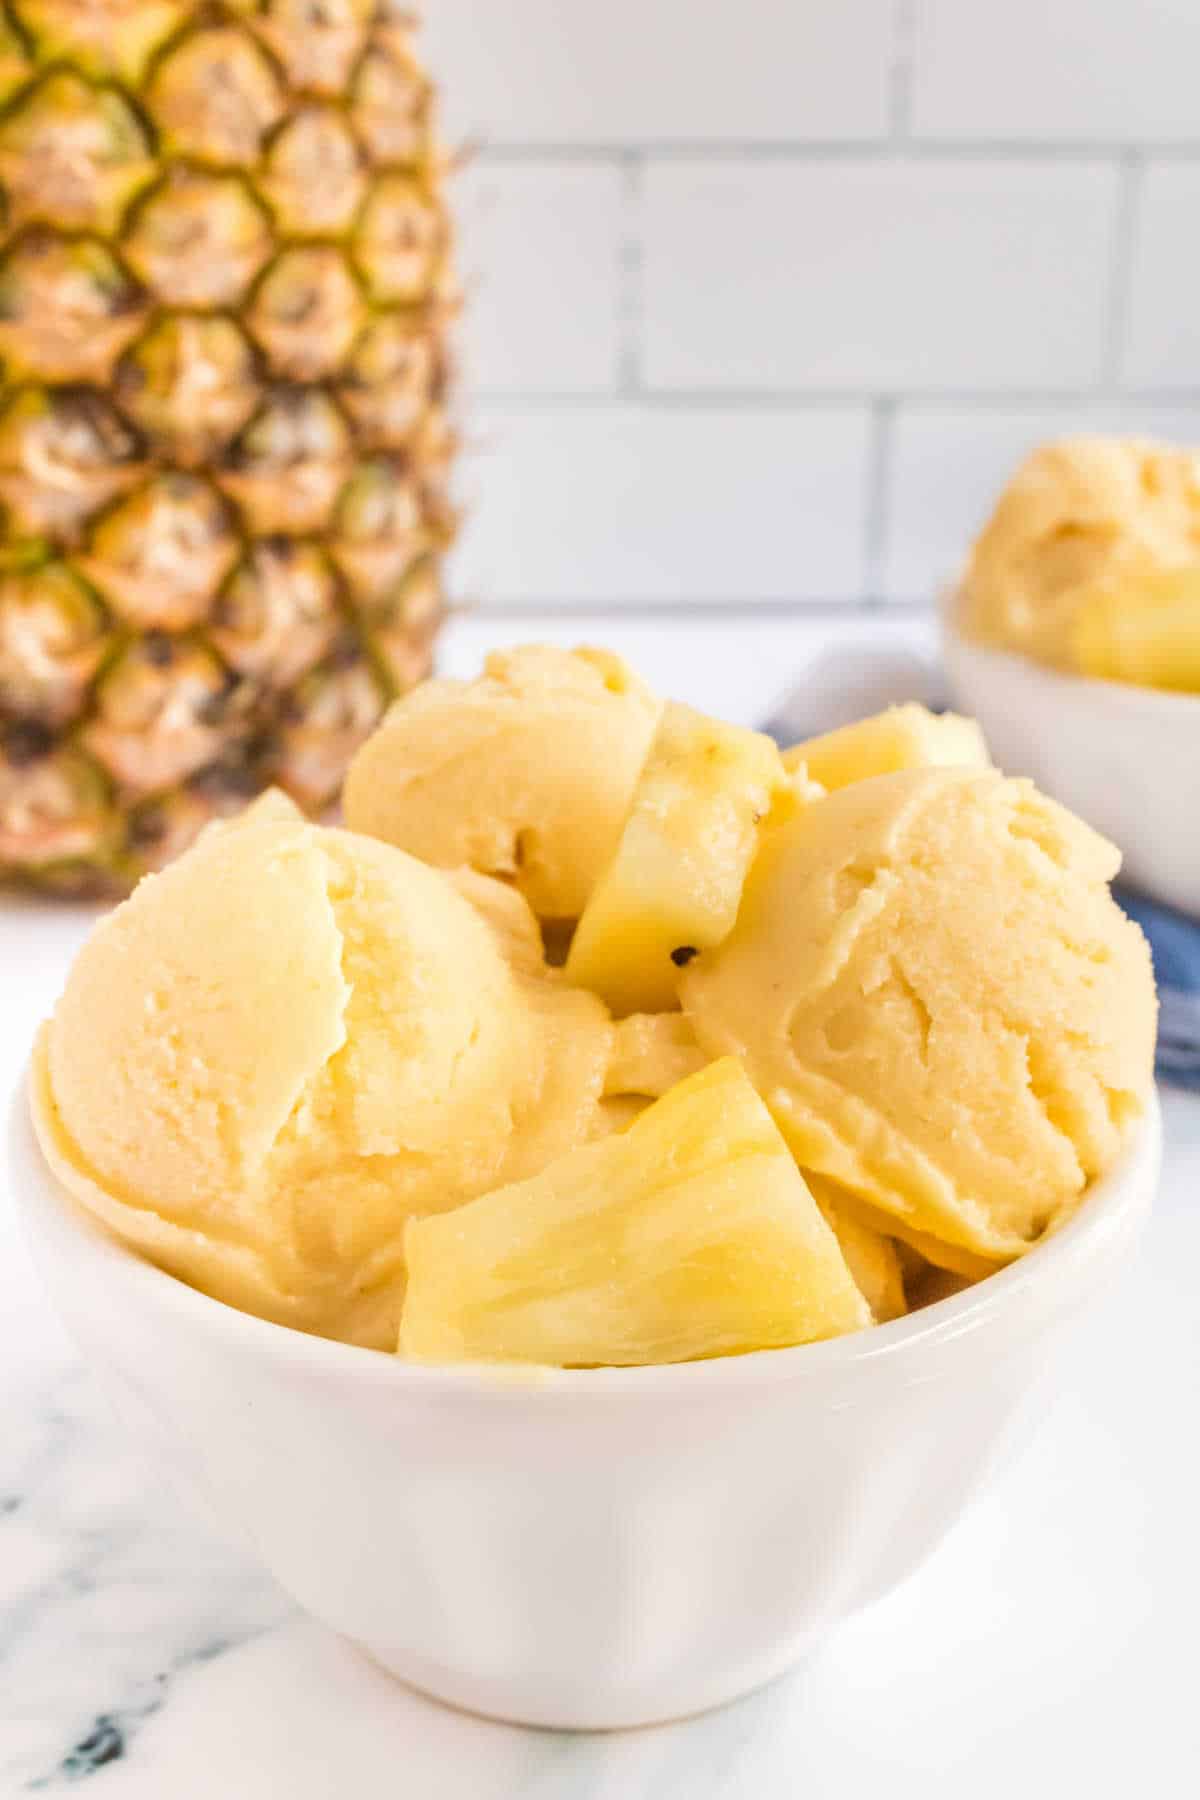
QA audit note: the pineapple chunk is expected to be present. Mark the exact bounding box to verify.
[818,1185,1002,1285]
[782,704,989,790]
[565,702,793,1016]
[399,1058,870,1367]
[804,1175,906,1322]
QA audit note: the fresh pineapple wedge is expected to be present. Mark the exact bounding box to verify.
[399,1058,870,1367]
[782,703,989,790]
[565,702,794,1015]
[804,1174,907,1323]
[816,1184,1002,1285]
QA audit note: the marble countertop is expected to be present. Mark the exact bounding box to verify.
[3,614,1199,1798]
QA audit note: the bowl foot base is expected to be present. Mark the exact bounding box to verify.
[355,1638,811,1733]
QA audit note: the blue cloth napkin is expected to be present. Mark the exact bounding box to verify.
[1116,891,1200,1090]
[764,646,1199,1091]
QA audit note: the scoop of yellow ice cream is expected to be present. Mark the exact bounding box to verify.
[343,644,661,920]
[681,767,1156,1262]
[960,436,1200,672]
[1069,564,1200,693]
[34,796,612,1348]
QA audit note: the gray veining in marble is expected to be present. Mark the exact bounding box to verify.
[2,1363,287,1790]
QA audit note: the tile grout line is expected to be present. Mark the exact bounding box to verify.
[1100,149,1144,394]
[889,0,918,140]
[471,140,1200,164]
[459,388,1200,412]
[862,398,896,605]
[617,151,645,396]
[449,599,935,622]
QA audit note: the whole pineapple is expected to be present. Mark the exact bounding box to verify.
[0,0,455,892]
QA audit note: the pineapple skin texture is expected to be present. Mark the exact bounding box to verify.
[400,1058,871,1368]
[565,702,794,1016]
[0,0,455,893]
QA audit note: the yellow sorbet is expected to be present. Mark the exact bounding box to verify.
[960,435,1200,683]
[681,767,1156,1263]
[34,794,612,1348]
[343,644,661,920]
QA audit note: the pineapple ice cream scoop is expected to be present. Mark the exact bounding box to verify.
[33,794,612,1350]
[959,436,1200,686]
[343,644,661,920]
[681,767,1157,1264]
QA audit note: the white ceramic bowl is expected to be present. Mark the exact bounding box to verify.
[10,1077,1161,1731]
[944,619,1200,916]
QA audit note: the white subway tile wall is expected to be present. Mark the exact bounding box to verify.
[422,2,1200,611]
[456,164,628,395]
[1122,164,1200,391]
[910,1,1200,143]
[453,408,872,606]
[641,160,1119,391]
[422,0,896,144]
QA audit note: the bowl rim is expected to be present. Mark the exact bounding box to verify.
[9,1069,1161,1398]
[941,605,1200,719]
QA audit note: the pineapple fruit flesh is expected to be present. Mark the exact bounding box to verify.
[400,1058,871,1367]
[565,702,795,1016]
[819,1185,1004,1284]
[0,0,455,893]
[803,1174,907,1323]
[782,704,990,790]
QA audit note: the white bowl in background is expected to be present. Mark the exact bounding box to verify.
[944,619,1200,917]
[9,1078,1161,1731]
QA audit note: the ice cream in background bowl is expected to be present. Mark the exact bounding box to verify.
[946,435,1200,913]
[15,641,1162,1727]
[958,437,1200,686]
